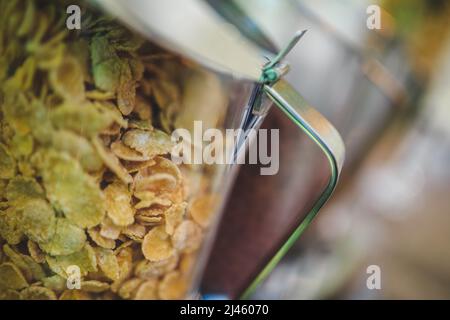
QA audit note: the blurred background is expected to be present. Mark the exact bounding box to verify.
[248,0,450,299]
[202,0,450,299]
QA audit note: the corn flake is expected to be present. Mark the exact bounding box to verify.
[0,262,28,290]
[123,159,156,173]
[110,140,150,162]
[0,289,22,300]
[5,176,44,206]
[33,149,105,228]
[27,240,45,264]
[134,191,172,209]
[117,60,135,116]
[18,199,56,244]
[95,248,120,281]
[165,202,187,235]
[158,271,188,300]
[134,254,178,279]
[179,253,196,276]
[49,55,85,102]
[135,214,163,226]
[122,129,173,159]
[134,278,158,300]
[142,226,175,262]
[100,218,122,240]
[189,194,219,228]
[122,223,146,241]
[0,207,25,245]
[39,218,86,256]
[51,130,103,172]
[90,36,121,93]
[88,227,116,250]
[104,180,134,227]
[111,246,133,292]
[50,102,114,137]
[41,275,66,293]
[92,137,133,185]
[172,220,202,253]
[3,244,46,282]
[134,172,177,194]
[59,290,91,300]
[46,244,97,278]
[118,277,143,300]
[10,131,33,158]
[21,286,57,300]
[81,280,110,293]
[0,143,16,179]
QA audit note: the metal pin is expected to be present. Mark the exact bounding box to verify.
[263,29,308,71]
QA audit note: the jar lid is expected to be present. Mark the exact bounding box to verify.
[93,0,266,81]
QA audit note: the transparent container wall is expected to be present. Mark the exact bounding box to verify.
[0,0,256,300]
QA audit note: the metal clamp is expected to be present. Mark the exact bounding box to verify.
[241,34,345,299]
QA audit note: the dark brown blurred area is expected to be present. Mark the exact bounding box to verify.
[201,107,329,298]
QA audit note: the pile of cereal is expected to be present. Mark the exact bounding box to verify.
[0,0,218,300]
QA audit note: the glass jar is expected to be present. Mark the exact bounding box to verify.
[0,0,344,300]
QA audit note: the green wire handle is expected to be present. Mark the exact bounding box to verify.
[241,79,345,299]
